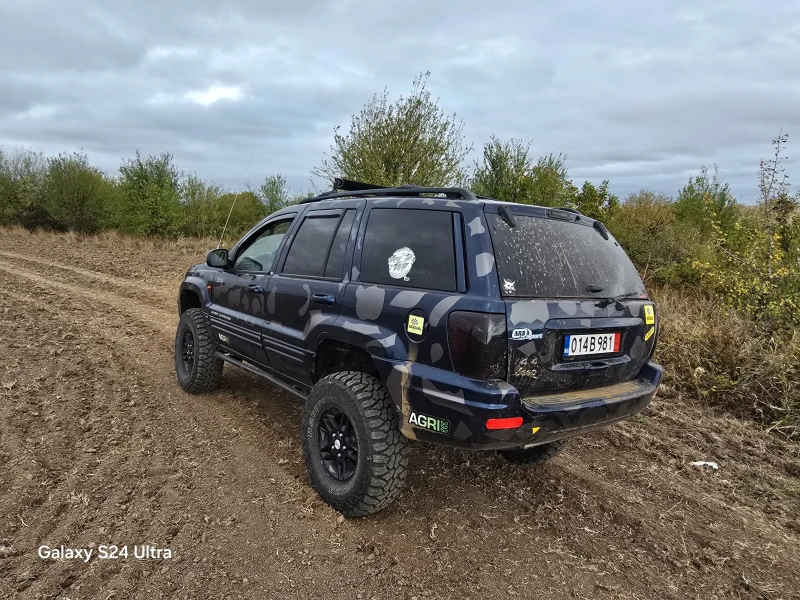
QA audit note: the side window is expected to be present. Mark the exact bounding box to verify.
[360,209,457,291]
[282,210,356,279]
[324,210,356,278]
[233,219,293,272]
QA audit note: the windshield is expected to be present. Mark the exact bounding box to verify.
[486,213,646,298]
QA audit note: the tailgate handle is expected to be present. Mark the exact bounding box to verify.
[312,293,335,306]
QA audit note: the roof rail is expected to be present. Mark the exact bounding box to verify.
[300,178,478,204]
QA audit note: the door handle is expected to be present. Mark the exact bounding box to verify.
[246,284,264,294]
[312,293,335,306]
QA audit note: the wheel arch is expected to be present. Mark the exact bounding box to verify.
[179,278,210,316]
[312,337,381,384]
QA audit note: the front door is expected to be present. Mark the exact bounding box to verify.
[210,216,296,366]
[262,204,361,384]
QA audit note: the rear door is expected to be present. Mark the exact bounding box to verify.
[261,203,361,384]
[209,214,297,365]
[484,206,658,396]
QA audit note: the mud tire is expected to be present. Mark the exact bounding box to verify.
[303,371,409,517]
[174,308,224,394]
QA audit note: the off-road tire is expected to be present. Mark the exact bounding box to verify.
[174,308,223,394]
[302,371,409,517]
[499,439,567,465]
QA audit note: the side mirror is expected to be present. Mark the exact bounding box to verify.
[206,248,229,268]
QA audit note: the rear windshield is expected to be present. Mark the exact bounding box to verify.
[486,214,646,298]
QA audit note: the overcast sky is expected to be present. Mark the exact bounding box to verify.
[1,0,798,202]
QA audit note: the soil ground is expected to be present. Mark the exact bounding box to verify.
[0,228,798,600]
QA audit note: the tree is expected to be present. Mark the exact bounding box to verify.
[259,174,292,214]
[471,136,534,203]
[215,191,266,240]
[181,173,223,238]
[470,138,583,208]
[675,166,739,236]
[313,72,471,187]
[686,133,800,330]
[43,152,113,233]
[118,151,183,236]
[758,131,799,275]
[0,147,49,229]
[528,153,578,208]
[572,180,619,221]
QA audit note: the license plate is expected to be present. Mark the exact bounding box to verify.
[563,332,620,357]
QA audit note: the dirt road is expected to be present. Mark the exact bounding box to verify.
[1,229,798,600]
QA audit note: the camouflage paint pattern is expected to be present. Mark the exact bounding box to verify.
[179,195,662,451]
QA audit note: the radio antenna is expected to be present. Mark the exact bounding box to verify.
[218,149,255,248]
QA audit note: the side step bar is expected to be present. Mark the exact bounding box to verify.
[216,353,309,400]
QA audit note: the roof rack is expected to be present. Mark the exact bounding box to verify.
[300,177,477,204]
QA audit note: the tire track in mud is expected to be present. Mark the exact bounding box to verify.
[0,250,167,297]
[1,236,799,600]
[0,263,176,337]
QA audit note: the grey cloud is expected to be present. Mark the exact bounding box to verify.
[1,0,799,200]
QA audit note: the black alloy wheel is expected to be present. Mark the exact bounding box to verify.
[181,330,195,373]
[318,407,359,481]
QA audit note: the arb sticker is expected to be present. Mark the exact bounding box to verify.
[644,326,655,341]
[407,314,425,336]
[409,412,450,434]
[644,304,655,325]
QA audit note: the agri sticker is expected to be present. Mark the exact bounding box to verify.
[408,412,450,435]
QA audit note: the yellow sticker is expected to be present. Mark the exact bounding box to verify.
[644,326,655,341]
[644,304,655,325]
[531,427,540,435]
[407,314,425,336]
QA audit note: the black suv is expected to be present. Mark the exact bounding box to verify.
[174,179,662,516]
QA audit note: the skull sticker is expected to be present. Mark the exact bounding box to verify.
[388,247,415,281]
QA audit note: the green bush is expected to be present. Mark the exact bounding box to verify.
[0,148,50,229]
[117,151,184,236]
[43,152,115,233]
[181,174,224,238]
[606,190,707,285]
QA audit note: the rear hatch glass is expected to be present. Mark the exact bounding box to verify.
[485,210,654,395]
[486,213,645,299]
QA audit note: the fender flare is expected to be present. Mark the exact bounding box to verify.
[178,277,211,315]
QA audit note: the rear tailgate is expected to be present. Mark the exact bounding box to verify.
[506,298,656,395]
[484,205,657,395]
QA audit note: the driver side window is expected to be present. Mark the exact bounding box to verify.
[233,219,293,272]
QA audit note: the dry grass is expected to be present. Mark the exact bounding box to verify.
[653,285,799,437]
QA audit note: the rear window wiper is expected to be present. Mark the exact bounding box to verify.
[598,292,642,308]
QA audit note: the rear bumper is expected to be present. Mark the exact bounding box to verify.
[374,358,662,450]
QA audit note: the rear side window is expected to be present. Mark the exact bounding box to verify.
[486,214,646,298]
[282,210,355,278]
[325,210,356,279]
[360,209,457,291]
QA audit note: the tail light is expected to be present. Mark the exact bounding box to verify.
[486,417,523,430]
[447,311,507,379]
